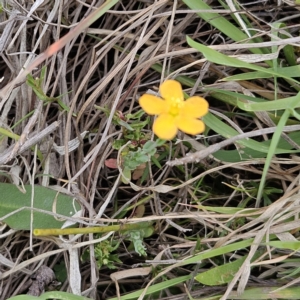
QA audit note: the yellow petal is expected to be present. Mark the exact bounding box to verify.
[153,114,178,140]
[181,96,209,118]
[176,117,205,135]
[159,80,184,102]
[139,94,166,115]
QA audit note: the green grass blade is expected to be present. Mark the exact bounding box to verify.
[238,93,300,111]
[186,37,299,84]
[225,65,300,81]
[107,275,191,300]
[203,113,299,155]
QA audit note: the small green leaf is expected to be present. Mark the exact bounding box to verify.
[155,138,166,147]
[117,119,134,131]
[151,155,162,168]
[112,139,125,150]
[145,147,156,157]
[143,141,157,153]
[195,256,247,285]
[123,151,149,171]
[135,153,149,164]
[268,241,300,251]
[126,109,145,120]
[26,67,57,102]
[122,167,131,184]
[126,230,147,256]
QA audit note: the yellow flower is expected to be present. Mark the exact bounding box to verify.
[139,80,209,140]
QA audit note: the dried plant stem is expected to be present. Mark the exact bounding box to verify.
[0,121,60,164]
[167,125,300,166]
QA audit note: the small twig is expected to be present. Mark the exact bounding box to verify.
[167,125,300,166]
[0,121,60,164]
[7,101,43,162]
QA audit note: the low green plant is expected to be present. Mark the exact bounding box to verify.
[81,222,155,267]
[27,66,74,115]
[82,239,121,269]
[125,225,154,256]
[96,105,165,184]
[121,139,164,184]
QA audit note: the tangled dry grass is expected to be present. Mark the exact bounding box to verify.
[2,1,300,299]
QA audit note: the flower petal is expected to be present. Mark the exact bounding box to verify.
[181,96,209,118]
[153,114,178,140]
[139,94,167,115]
[176,117,205,135]
[159,80,184,102]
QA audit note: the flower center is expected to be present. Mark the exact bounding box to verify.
[168,97,184,117]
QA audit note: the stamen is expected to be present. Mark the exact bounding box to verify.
[169,98,183,116]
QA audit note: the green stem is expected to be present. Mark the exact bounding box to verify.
[34,221,152,236]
